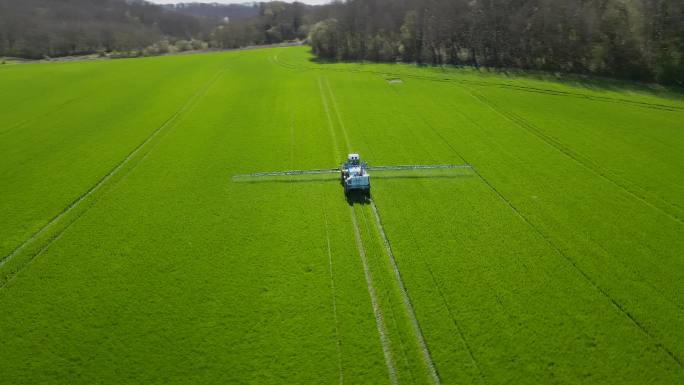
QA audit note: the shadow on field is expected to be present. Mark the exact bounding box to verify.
[232,176,338,184]
[231,170,474,206]
[303,48,684,102]
[233,174,474,184]
[371,174,475,180]
[345,190,371,206]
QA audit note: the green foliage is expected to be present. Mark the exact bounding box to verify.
[0,0,204,59]
[173,39,207,53]
[175,40,192,52]
[0,46,683,384]
[144,40,175,56]
[210,2,310,49]
[309,0,684,84]
[309,19,340,59]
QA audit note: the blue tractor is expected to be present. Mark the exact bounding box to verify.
[234,153,471,197]
[340,153,371,195]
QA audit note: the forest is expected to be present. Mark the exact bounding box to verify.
[309,0,684,84]
[0,0,682,84]
[0,0,205,58]
[0,0,312,58]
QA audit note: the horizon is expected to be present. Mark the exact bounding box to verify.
[147,0,332,5]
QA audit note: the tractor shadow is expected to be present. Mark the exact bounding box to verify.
[345,190,371,206]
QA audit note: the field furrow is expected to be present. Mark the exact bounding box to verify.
[370,199,442,385]
[0,62,230,286]
[350,205,399,385]
[1,46,682,384]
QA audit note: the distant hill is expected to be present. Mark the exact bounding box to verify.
[0,0,322,59]
[161,3,260,23]
[0,0,206,58]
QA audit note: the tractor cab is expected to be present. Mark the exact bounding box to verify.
[341,153,371,195]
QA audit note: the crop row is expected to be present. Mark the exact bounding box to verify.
[0,49,391,384]
[319,65,684,384]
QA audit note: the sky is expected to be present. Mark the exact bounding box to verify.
[147,0,332,5]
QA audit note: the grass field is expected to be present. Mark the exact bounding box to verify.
[1,46,683,384]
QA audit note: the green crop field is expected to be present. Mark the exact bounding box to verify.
[1,46,683,384]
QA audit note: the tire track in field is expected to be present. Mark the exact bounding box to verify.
[351,205,399,385]
[289,105,344,383]
[319,75,399,384]
[323,206,345,385]
[370,200,442,385]
[467,89,683,224]
[397,205,489,385]
[588,234,684,314]
[0,95,87,136]
[0,156,128,289]
[318,77,342,160]
[323,77,352,151]
[0,63,230,283]
[324,75,442,384]
[420,87,684,314]
[473,162,683,368]
[359,204,418,385]
[399,206,488,384]
[366,85,486,383]
[410,97,684,368]
[2,59,197,137]
[273,53,684,113]
[284,106,345,383]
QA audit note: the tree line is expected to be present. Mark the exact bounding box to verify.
[211,2,313,49]
[309,0,684,84]
[0,0,206,59]
[2,0,681,84]
[0,0,316,59]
